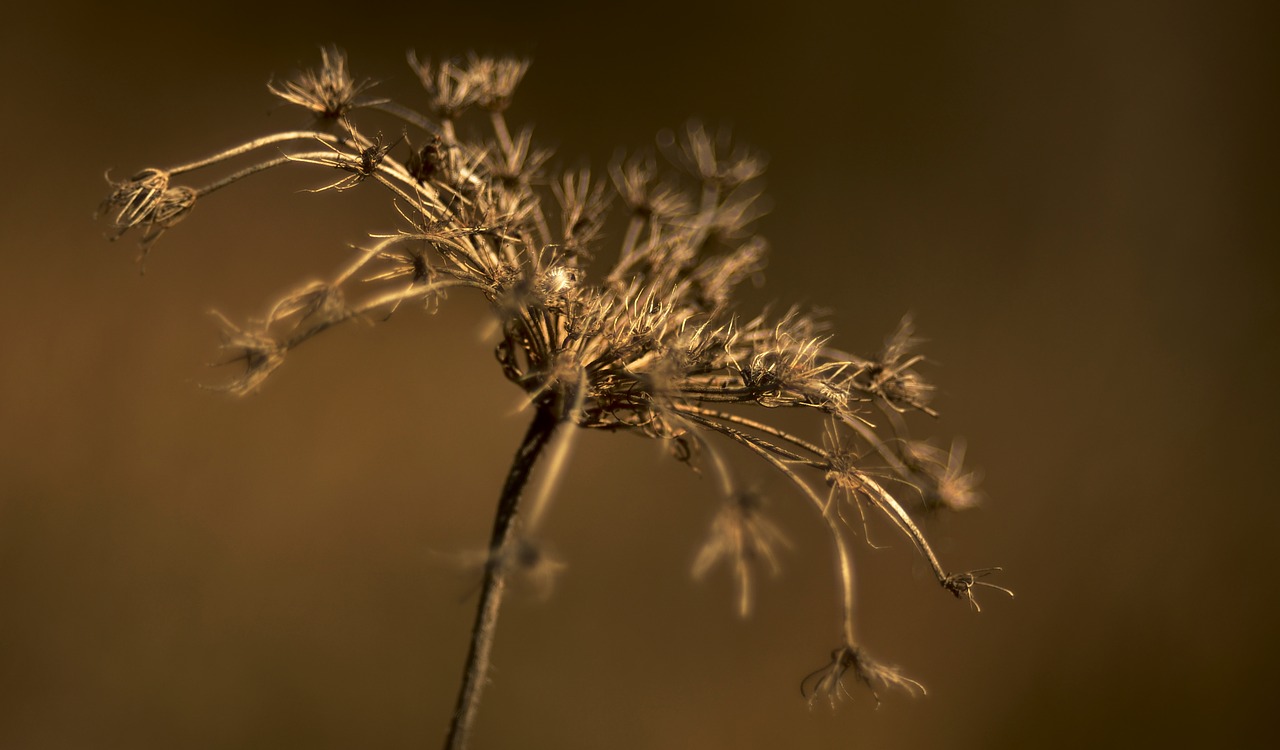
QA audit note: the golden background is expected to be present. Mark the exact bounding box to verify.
[2,1,1275,747]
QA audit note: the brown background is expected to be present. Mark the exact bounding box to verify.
[2,1,1276,748]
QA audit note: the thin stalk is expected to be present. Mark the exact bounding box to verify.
[490,110,514,157]
[531,198,553,249]
[700,414,861,648]
[193,151,415,198]
[616,215,644,274]
[369,100,440,135]
[671,403,828,458]
[441,118,458,146]
[195,156,293,197]
[677,410,808,463]
[445,405,561,750]
[169,131,341,174]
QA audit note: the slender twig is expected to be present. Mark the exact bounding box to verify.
[671,403,828,458]
[169,131,341,174]
[370,100,441,135]
[490,110,514,157]
[445,405,561,750]
[195,156,294,197]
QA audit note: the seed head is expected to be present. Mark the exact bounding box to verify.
[207,312,286,396]
[100,48,1005,711]
[269,46,382,120]
[661,120,767,187]
[898,438,983,512]
[802,645,925,708]
[692,490,790,617]
[407,52,480,120]
[99,169,196,262]
[467,54,531,112]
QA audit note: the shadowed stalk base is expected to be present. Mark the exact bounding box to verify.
[445,405,560,750]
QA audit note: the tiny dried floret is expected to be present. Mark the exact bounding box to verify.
[506,537,567,600]
[534,263,582,307]
[99,168,197,259]
[802,645,925,708]
[208,312,286,396]
[100,168,169,233]
[898,438,983,512]
[265,281,351,333]
[690,236,767,311]
[486,126,552,186]
[553,167,612,254]
[854,314,938,416]
[692,490,790,617]
[138,186,196,246]
[943,568,1014,612]
[404,132,444,183]
[662,121,767,187]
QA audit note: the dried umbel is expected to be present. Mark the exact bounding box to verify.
[98,169,196,256]
[101,47,1009,748]
[268,45,385,120]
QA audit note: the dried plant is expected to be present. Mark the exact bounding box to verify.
[99,47,1010,748]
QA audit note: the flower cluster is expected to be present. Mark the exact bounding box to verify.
[101,47,1007,710]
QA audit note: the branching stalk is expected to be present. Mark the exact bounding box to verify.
[101,46,1005,740]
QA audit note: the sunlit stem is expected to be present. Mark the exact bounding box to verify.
[522,375,586,535]
[168,131,342,175]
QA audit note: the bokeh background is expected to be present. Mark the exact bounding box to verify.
[2,1,1276,747]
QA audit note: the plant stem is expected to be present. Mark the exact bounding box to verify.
[445,405,561,750]
[168,131,340,174]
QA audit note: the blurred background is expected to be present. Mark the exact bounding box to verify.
[2,1,1276,747]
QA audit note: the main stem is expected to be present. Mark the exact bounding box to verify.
[444,405,561,750]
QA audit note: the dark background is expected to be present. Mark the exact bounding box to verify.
[2,1,1276,747]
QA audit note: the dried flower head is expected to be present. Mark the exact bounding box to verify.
[898,438,984,512]
[207,311,286,397]
[98,169,196,255]
[943,567,1014,612]
[468,54,531,112]
[854,314,938,416]
[407,52,481,121]
[99,168,169,232]
[661,120,768,187]
[802,646,925,708]
[100,47,1007,744]
[269,46,383,120]
[692,490,791,617]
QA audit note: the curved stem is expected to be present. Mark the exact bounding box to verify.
[445,405,561,750]
[674,409,809,464]
[671,403,827,458]
[700,413,860,646]
[169,131,340,174]
[194,156,293,197]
